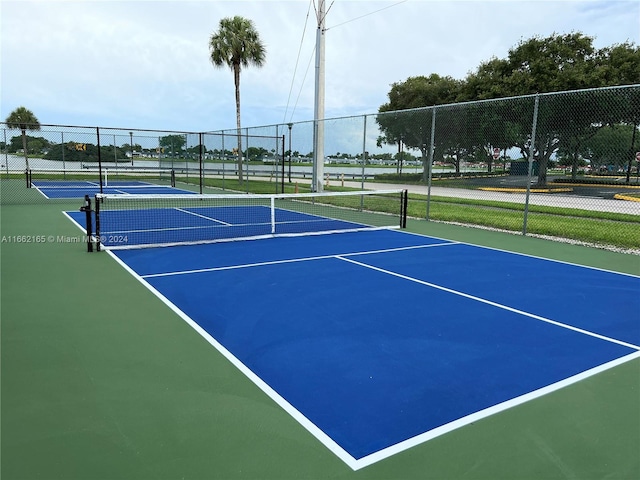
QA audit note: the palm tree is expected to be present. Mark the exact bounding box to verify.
[209,16,266,183]
[5,106,41,171]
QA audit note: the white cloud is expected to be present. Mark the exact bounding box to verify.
[2,0,638,132]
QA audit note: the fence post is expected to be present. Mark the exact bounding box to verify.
[61,132,66,179]
[361,115,367,192]
[221,132,226,190]
[275,125,280,194]
[425,106,437,220]
[522,94,540,235]
[3,129,8,179]
[199,132,204,194]
[245,128,250,194]
[96,127,103,194]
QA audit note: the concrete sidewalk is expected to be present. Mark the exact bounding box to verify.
[338,180,640,215]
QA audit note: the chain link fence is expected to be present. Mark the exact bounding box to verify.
[215,85,640,252]
[0,126,286,204]
[2,85,638,251]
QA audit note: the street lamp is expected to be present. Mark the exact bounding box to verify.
[129,131,133,166]
[287,123,293,183]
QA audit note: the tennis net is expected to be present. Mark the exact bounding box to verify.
[27,168,176,189]
[94,189,408,250]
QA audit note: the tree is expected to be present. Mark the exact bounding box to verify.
[159,134,187,157]
[7,135,50,155]
[579,123,636,172]
[593,42,640,86]
[209,16,266,183]
[5,106,40,170]
[376,75,462,178]
[379,33,639,186]
[462,33,639,185]
[380,74,463,111]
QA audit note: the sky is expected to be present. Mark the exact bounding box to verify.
[1,0,639,133]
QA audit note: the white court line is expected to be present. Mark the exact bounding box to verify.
[105,248,361,470]
[174,207,233,225]
[353,350,640,470]
[337,255,640,351]
[109,246,640,471]
[63,212,640,470]
[140,241,459,279]
[32,186,50,199]
[395,229,640,279]
[35,181,101,189]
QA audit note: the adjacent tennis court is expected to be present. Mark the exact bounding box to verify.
[65,190,640,470]
[31,179,194,199]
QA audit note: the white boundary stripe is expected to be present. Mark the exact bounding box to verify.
[174,207,233,225]
[60,214,640,470]
[337,256,640,351]
[105,249,362,471]
[63,210,87,233]
[62,210,100,244]
[354,350,640,469]
[35,184,101,189]
[36,182,158,189]
[32,185,50,199]
[109,248,640,471]
[140,242,458,279]
[396,229,640,279]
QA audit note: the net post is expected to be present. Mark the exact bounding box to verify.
[94,194,101,252]
[401,189,408,228]
[170,169,176,187]
[25,169,31,188]
[270,196,276,234]
[80,194,93,252]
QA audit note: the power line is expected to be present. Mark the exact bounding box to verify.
[288,45,317,124]
[313,0,335,27]
[283,0,314,124]
[326,0,408,31]
[284,0,408,123]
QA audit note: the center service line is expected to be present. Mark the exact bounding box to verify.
[337,255,640,351]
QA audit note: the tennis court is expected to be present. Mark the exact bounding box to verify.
[64,190,640,471]
[31,178,194,199]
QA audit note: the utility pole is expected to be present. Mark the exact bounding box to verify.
[312,0,326,192]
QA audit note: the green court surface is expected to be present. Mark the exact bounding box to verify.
[1,197,639,480]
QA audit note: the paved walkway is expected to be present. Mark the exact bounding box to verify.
[339,180,640,215]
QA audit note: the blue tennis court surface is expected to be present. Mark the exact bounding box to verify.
[63,207,640,469]
[33,179,194,198]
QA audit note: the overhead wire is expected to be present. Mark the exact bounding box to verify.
[326,0,408,31]
[285,0,337,123]
[283,0,408,123]
[312,0,335,28]
[288,45,317,124]
[282,0,314,123]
